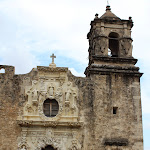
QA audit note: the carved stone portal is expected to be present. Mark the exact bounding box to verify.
[18,127,82,150]
[17,68,81,150]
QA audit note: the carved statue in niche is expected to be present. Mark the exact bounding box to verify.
[64,82,73,115]
[32,89,38,101]
[26,80,39,103]
[66,89,72,102]
[65,82,72,102]
[48,83,55,98]
[120,39,132,56]
[71,92,77,115]
[24,80,39,115]
[64,82,79,116]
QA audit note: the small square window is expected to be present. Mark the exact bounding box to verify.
[113,107,118,114]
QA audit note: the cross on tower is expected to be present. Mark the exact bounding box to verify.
[50,53,56,63]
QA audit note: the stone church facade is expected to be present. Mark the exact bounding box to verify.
[0,5,143,150]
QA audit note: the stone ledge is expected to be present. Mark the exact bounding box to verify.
[85,67,143,77]
[91,64,139,71]
[91,56,137,64]
[17,120,83,128]
[37,66,68,72]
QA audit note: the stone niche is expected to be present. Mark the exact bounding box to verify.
[17,66,83,150]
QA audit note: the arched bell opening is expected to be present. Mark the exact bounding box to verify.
[108,32,119,57]
[0,68,5,73]
[42,145,56,150]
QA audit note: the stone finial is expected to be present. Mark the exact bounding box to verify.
[106,5,111,11]
[129,16,132,21]
[95,13,99,19]
[49,53,56,68]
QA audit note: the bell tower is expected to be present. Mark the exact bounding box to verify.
[85,5,134,75]
[84,5,143,150]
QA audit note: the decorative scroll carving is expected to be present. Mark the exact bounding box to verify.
[93,37,107,55]
[18,129,29,150]
[18,129,82,150]
[120,39,132,56]
[55,87,63,99]
[36,137,61,150]
[63,82,78,116]
[69,139,81,150]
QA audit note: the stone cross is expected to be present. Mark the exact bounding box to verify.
[50,53,56,63]
[49,53,56,68]
[107,0,109,6]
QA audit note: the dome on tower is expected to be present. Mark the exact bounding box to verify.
[100,5,121,21]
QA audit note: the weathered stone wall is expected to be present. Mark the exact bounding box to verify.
[87,73,143,150]
[0,65,21,150]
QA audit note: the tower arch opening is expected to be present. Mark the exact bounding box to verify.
[108,32,119,57]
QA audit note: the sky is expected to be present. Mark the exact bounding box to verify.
[0,0,149,149]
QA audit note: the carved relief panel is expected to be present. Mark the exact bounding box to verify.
[120,38,133,57]
[17,68,83,150]
[18,127,82,150]
[19,68,80,123]
[93,37,108,56]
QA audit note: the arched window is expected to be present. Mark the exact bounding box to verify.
[108,32,119,57]
[43,99,59,117]
[42,145,56,150]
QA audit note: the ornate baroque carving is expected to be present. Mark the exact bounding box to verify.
[120,38,132,56]
[36,136,61,150]
[93,37,107,55]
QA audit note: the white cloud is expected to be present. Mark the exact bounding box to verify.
[69,68,85,77]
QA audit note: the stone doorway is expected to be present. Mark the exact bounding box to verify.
[42,145,56,150]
